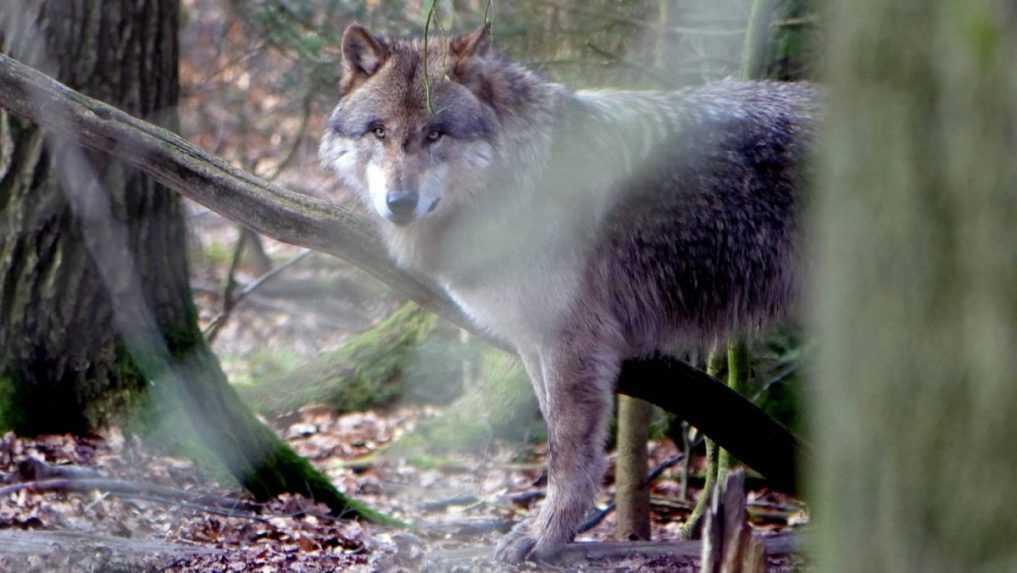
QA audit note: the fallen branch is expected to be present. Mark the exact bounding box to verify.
[0,52,806,493]
[0,529,223,558]
[578,454,686,533]
[0,477,265,516]
[417,494,480,512]
[428,532,801,566]
[416,518,513,538]
[618,355,805,494]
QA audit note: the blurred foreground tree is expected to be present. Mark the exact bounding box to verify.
[814,0,1017,570]
[0,0,388,522]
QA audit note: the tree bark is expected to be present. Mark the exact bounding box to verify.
[0,0,390,524]
[0,45,805,494]
[814,0,1017,570]
[614,395,653,541]
[717,340,750,476]
[0,0,185,433]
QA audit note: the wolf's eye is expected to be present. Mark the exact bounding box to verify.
[371,126,386,140]
[425,129,443,143]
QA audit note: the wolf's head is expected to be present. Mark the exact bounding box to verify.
[320,23,539,227]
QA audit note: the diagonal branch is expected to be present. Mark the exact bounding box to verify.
[0,52,456,322]
[0,52,806,493]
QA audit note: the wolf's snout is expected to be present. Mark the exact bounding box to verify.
[386,190,418,224]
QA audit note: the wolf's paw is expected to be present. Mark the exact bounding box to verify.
[493,521,537,563]
[493,520,568,564]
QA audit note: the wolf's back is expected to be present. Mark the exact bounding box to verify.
[576,81,819,348]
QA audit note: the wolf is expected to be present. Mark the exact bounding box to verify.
[319,22,819,562]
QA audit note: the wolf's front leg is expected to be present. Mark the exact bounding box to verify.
[495,343,619,563]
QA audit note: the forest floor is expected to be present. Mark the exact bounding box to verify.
[0,415,807,573]
[0,209,809,572]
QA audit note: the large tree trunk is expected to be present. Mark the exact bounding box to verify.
[0,0,185,433]
[0,0,390,523]
[814,0,1017,570]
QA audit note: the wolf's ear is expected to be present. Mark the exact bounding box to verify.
[340,24,389,94]
[450,23,491,60]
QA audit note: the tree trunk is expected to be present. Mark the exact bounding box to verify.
[0,0,185,433]
[0,0,390,523]
[814,0,1017,570]
[614,395,653,541]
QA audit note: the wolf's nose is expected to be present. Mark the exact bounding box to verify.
[386,191,419,222]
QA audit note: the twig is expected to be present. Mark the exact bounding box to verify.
[204,229,249,343]
[418,494,480,512]
[483,0,494,25]
[644,454,684,485]
[502,489,545,505]
[772,15,819,28]
[415,518,513,537]
[0,529,224,558]
[205,76,316,344]
[260,91,313,182]
[577,454,685,534]
[16,458,101,481]
[203,249,313,339]
[422,0,439,115]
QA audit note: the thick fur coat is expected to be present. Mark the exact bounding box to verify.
[319,23,820,562]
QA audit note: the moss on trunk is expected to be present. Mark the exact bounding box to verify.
[388,349,542,455]
[239,303,464,416]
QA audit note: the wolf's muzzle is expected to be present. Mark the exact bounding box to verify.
[386,190,418,225]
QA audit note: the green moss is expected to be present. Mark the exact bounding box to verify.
[201,241,234,268]
[963,7,1000,71]
[387,349,543,455]
[0,373,25,432]
[253,443,405,526]
[239,303,463,415]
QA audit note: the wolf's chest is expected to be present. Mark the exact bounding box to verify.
[442,259,582,347]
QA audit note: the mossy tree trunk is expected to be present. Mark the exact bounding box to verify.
[239,303,464,417]
[0,0,390,523]
[0,0,186,433]
[814,0,1017,570]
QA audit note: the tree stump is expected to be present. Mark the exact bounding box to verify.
[700,470,766,573]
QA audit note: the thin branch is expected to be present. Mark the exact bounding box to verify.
[204,229,249,343]
[578,454,686,534]
[205,90,316,343]
[773,15,819,28]
[483,0,494,24]
[203,249,313,339]
[423,0,439,115]
[260,90,314,182]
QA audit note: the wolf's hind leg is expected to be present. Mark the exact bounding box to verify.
[495,340,619,563]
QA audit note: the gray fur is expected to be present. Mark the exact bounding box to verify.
[319,25,820,563]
